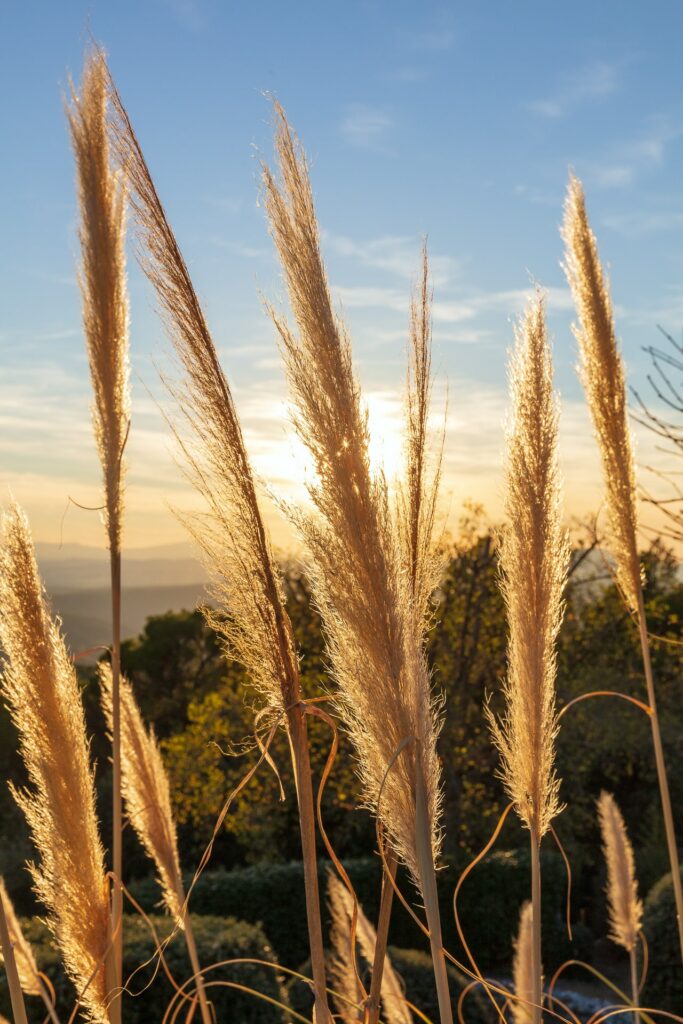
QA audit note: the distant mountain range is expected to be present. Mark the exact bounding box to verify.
[35,542,210,658]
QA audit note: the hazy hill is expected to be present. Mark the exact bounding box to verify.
[35,542,209,656]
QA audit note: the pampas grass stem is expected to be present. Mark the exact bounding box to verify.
[66,48,131,1019]
[563,174,683,966]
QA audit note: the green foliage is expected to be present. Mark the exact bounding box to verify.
[642,868,683,1011]
[0,915,290,1024]
[128,849,592,974]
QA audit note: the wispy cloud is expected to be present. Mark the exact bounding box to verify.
[586,116,682,189]
[339,105,394,149]
[323,232,461,286]
[529,60,619,118]
[602,209,683,236]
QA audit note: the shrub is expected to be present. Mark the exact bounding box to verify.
[642,868,683,1011]
[0,915,290,1024]
[128,848,592,972]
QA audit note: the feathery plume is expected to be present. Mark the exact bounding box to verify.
[487,295,568,837]
[563,173,683,968]
[67,49,131,1018]
[597,792,643,952]
[106,74,299,717]
[398,242,444,622]
[561,173,640,610]
[263,98,442,886]
[263,101,450,1023]
[99,666,182,920]
[327,875,412,1024]
[512,902,534,1024]
[0,880,40,997]
[104,67,332,1023]
[0,505,110,1023]
[66,48,130,557]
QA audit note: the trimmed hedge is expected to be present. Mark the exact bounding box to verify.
[0,914,290,1024]
[129,849,593,972]
[642,868,683,1011]
[286,947,495,1023]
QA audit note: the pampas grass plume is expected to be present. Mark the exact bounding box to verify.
[0,880,40,997]
[66,48,130,556]
[512,902,534,1024]
[327,875,411,1024]
[262,99,443,884]
[597,791,643,952]
[487,295,568,837]
[99,666,182,920]
[561,173,640,611]
[0,504,110,1023]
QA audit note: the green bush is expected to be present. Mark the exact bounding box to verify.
[286,948,495,1023]
[129,848,592,972]
[0,914,290,1024]
[642,868,683,1012]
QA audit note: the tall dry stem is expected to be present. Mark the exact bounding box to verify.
[487,296,568,1024]
[263,104,450,1023]
[328,874,412,1024]
[104,66,331,1023]
[66,47,130,1016]
[563,173,683,966]
[0,504,111,1024]
[99,666,211,1024]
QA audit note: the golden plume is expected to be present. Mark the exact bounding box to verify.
[263,97,442,887]
[597,791,643,952]
[561,173,640,611]
[327,875,412,1024]
[99,666,182,920]
[398,242,444,623]
[263,102,450,1023]
[66,48,130,557]
[512,902,534,1024]
[0,880,40,997]
[487,295,568,837]
[105,70,299,717]
[0,504,110,1023]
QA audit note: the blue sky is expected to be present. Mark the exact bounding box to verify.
[2,1,683,548]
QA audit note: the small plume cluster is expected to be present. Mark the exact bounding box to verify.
[0,880,40,997]
[597,791,643,952]
[487,296,568,837]
[327,874,412,1024]
[100,666,183,921]
[0,505,110,1023]
[512,902,534,1024]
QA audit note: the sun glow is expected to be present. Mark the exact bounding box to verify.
[257,390,406,499]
